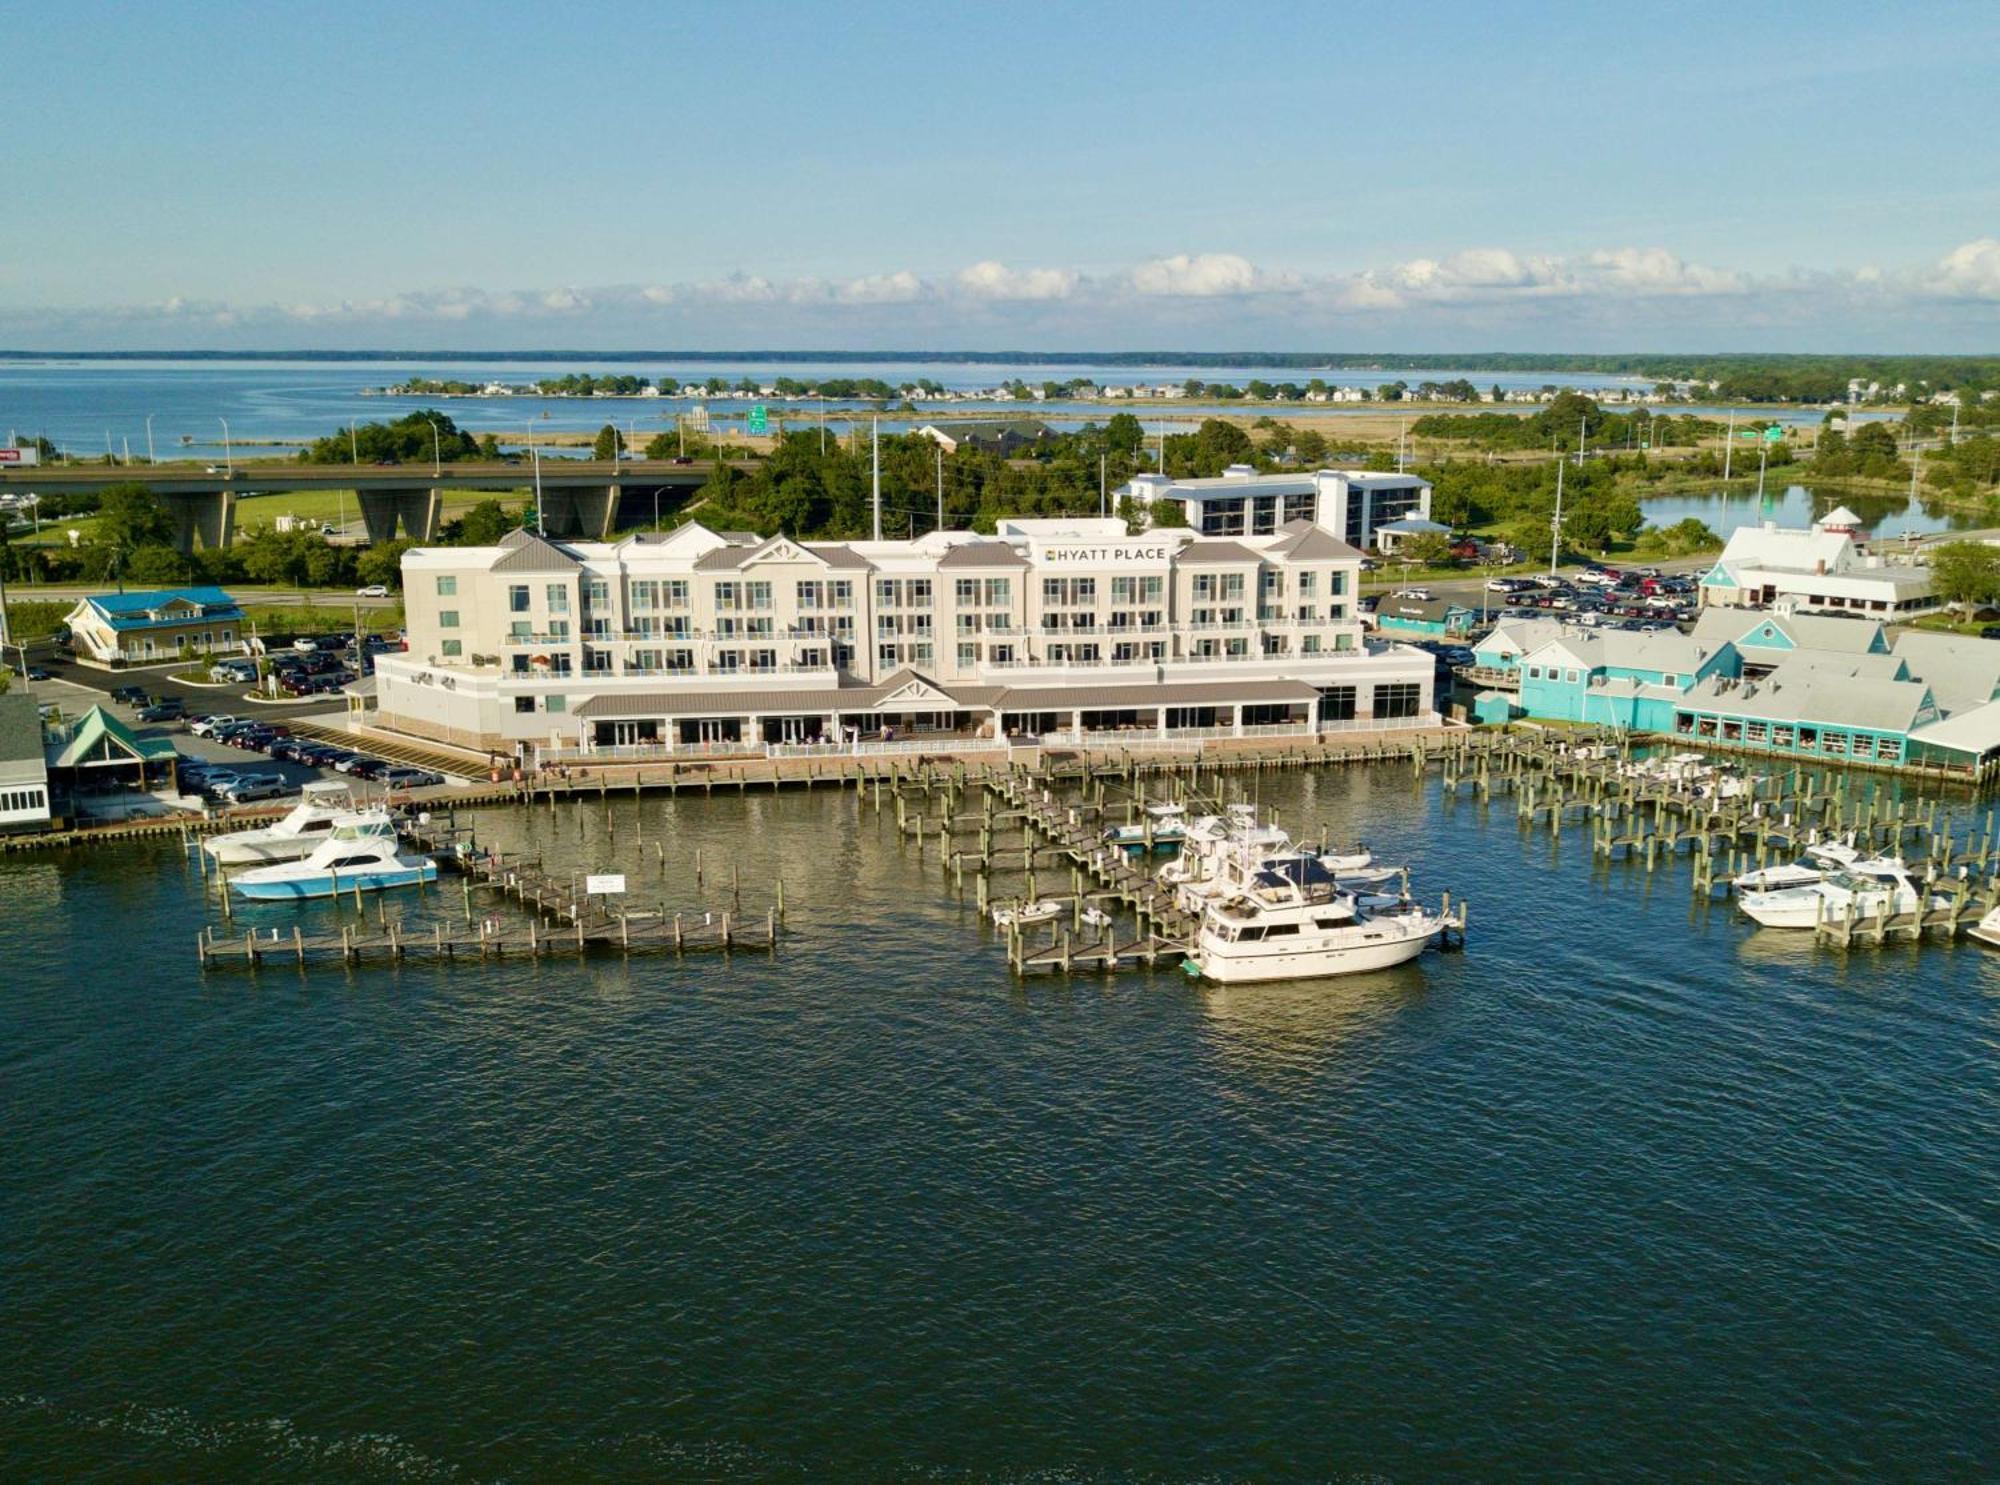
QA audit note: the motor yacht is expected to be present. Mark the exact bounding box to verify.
[1729,836,1874,893]
[230,815,437,900]
[1103,801,1189,853]
[1736,862,1940,930]
[1189,856,1448,983]
[1969,906,2000,950]
[204,781,374,865]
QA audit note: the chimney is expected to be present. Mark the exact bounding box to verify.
[1816,559,1826,575]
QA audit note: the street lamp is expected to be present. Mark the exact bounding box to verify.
[145,413,157,464]
[219,417,232,476]
[424,416,442,477]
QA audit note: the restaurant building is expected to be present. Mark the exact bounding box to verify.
[372,516,1438,759]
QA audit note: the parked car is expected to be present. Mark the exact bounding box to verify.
[189,714,239,737]
[23,666,51,681]
[198,773,246,800]
[1983,626,2000,641]
[345,757,392,780]
[210,660,257,683]
[111,685,150,705]
[137,699,186,722]
[332,754,379,775]
[356,584,390,598]
[378,766,443,789]
[1391,587,1433,601]
[223,775,290,804]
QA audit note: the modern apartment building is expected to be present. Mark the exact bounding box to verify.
[372,515,1437,758]
[1119,467,1433,549]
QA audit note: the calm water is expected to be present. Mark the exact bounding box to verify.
[0,358,1636,462]
[1641,483,1986,539]
[4,769,1997,1482]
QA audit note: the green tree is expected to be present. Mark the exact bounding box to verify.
[592,423,620,461]
[1104,412,1144,456]
[1398,531,1456,567]
[455,500,520,545]
[96,482,175,551]
[1927,540,2000,607]
[355,540,413,591]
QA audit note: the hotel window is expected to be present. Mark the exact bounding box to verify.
[1041,577,1096,606]
[745,617,774,638]
[1260,570,1285,597]
[438,610,459,629]
[515,696,536,714]
[1302,635,1321,653]
[798,648,826,669]
[631,580,659,610]
[584,649,612,674]
[958,642,978,668]
[715,582,741,611]
[745,582,773,610]
[435,576,457,597]
[512,655,531,674]
[546,695,566,713]
[664,581,689,608]
[991,644,1014,664]
[1373,682,1422,718]
[749,649,777,673]
[441,639,463,657]
[1298,571,1317,597]
[509,585,531,612]
[546,584,570,613]
[1224,638,1249,658]
[957,613,983,634]
[509,620,532,640]
[878,642,898,668]
[585,580,610,609]
[549,655,572,676]
[912,643,933,666]
[715,650,743,672]
[1296,606,1317,623]
[983,578,1012,607]
[955,578,980,604]
[632,649,662,673]
[548,620,570,641]
[666,649,694,672]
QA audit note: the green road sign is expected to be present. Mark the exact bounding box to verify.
[748,404,768,435]
[1764,425,1784,442]
[1737,429,1760,440]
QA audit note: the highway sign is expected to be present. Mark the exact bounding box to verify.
[0,447,37,465]
[1764,425,1784,442]
[747,405,768,435]
[1737,430,1759,441]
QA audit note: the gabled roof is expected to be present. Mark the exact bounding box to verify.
[934,541,1031,569]
[47,706,178,768]
[0,692,47,770]
[1909,699,2000,756]
[1177,540,1264,565]
[1268,520,1364,562]
[491,529,583,573]
[1681,670,1937,733]
[1891,630,2000,715]
[1379,596,1471,623]
[800,543,875,571]
[84,587,242,631]
[1690,609,1889,656]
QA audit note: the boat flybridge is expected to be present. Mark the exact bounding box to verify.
[1190,854,1449,983]
[1736,861,1944,930]
[230,814,437,900]
[1159,803,1395,916]
[1729,835,1898,894]
[204,780,375,865]
[1103,801,1190,853]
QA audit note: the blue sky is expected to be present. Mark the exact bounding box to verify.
[3,0,1997,350]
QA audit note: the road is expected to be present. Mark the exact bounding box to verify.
[3,585,403,609]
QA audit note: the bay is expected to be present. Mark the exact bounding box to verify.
[2,767,1996,1481]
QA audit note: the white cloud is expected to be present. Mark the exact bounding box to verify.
[1128,252,1266,297]
[956,260,1079,301]
[1931,237,2000,299]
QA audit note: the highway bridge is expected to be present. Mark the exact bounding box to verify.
[0,459,745,551]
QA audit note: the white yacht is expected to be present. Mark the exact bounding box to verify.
[1729,837,1872,893]
[1190,856,1449,983]
[204,780,370,865]
[1103,802,1189,853]
[1969,906,2000,950]
[230,815,437,900]
[1737,862,1941,930]
[991,899,1063,928]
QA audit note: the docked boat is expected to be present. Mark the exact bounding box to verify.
[230,815,437,899]
[1736,862,1941,930]
[1103,802,1188,852]
[991,899,1063,928]
[1189,857,1449,983]
[1729,837,1872,893]
[1969,907,2000,949]
[203,781,372,865]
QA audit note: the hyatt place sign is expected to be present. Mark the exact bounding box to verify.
[1034,542,1177,567]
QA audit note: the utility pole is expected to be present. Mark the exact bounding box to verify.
[1723,408,1735,481]
[532,442,544,534]
[145,413,157,464]
[818,395,826,454]
[935,443,944,531]
[1549,455,1565,576]
[1577,414,1587,468]
[1100,454,1107,518]
[1757,433,1770,503]
[871,417,882,542]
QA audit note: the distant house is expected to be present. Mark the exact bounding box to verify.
[1374,595,1474,639]
[0,691,52,832]
[917,420,1056,457]
[62,587,246,667]
[1699,517,1936,618]
[1373,516,1453,554]
[42,704,181,817]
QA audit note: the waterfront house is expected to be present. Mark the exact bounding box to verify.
[1372,516,1455,555]
[1516,631,1734,729]
[916,420,1055,456]
[62,587,246,668]
[0,692,52,832]
[42,704,180,815]
[372,515,1436,759]
[1466,617,1587,690]
[1374,596,1474,640]
[1687,608,1890,677]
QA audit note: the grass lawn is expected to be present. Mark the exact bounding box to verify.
[231,487,523,532]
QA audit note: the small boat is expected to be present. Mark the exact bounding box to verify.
[1103,802,1188,852]
[1730,840,1880,894]
[231,815,437,899]
[1969,907,2000,949]
[1080,905,1112,929]
[991,899,1063,928]
[204,780,369,865]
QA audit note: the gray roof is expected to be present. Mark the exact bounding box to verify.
[801,543,876,570]
[1891,630,2000,716]
[1690,608,1889,656]
[0,691,48,773]
[934,541,1031,569]
[1268,521,1364,562]
[1680,669,1936,733]
[692,546,752,572]
[1380,596,1470,623]
[491,529,583,573]
[1176,540,1264,565]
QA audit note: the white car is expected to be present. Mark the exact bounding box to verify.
[189,714,239,737]
[1391,587,1433,601]
[356,584,389,598]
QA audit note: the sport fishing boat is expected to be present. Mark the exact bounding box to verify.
[1188,855,1450,983]
[1729,835,1874,893]
[1103,802,1189,853]
[203,780,372,865]
[1736,861,1940,930]
[1969,906,2000,949]
[230,815,437,900]
[990,898,1064,928]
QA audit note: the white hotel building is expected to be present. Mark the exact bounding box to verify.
[372,515,1436,758]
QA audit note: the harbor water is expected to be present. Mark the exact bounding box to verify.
[3,768,1997,1481]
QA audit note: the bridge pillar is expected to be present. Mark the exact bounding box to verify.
[539,486,618,540]
[357,487,443,543]
[163,490,235,554]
